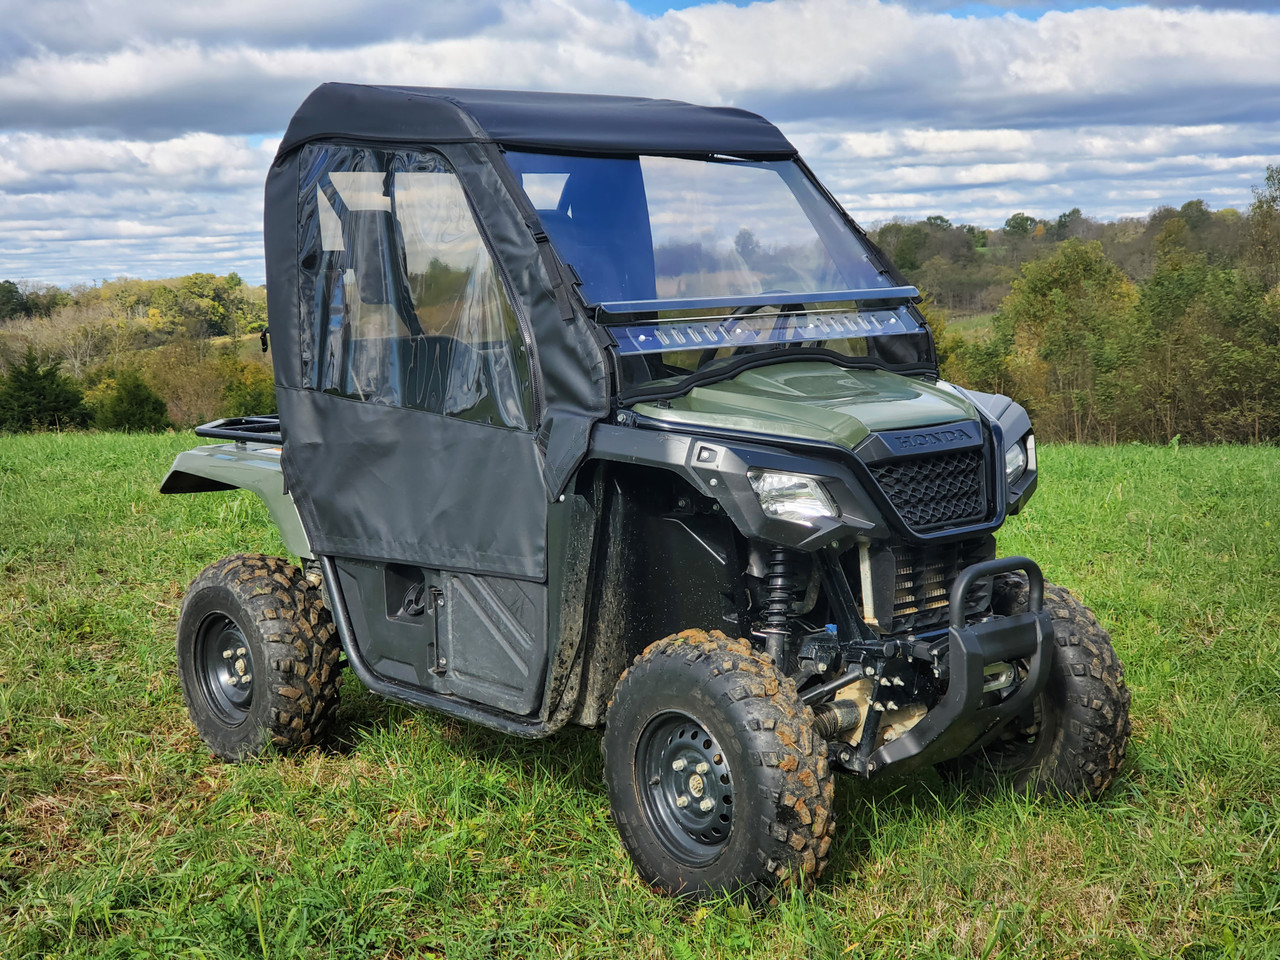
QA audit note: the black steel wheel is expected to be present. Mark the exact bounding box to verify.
[603,629,835,900]
[941,575,1130,798]
[636,711,736,865]
[176,554,342,761]
[193,614,256,725]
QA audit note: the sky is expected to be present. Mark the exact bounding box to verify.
[1,0,1277,287]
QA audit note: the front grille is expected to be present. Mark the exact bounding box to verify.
[839,535,997,636]
[868,450,986,530]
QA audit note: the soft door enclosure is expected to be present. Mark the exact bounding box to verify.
[277,142,548,581]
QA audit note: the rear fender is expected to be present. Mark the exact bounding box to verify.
[161,443,312,559]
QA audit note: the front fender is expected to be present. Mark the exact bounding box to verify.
[586,421,881,550]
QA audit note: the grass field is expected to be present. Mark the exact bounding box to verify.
[2,434,1278,959]
[941,314,995,341]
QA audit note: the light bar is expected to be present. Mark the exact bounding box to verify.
[611,309,923,356]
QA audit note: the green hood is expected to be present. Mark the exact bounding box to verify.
[632,362,976,448]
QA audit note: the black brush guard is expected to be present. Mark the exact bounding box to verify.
[868,556,1052,776]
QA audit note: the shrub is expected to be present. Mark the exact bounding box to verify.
[221,357,277,417]
[93,370,172,432]
[0,347,90,432]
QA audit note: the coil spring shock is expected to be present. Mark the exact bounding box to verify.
[761,546,799,664]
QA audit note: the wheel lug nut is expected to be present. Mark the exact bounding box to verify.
[222,650,233,659]
[236,647,247,656]
[671,759,686,771]
[695,762,709,775]
[699,798,714,812]
[676,795,690,808]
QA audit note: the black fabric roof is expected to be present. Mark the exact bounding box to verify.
[278,83,797,159]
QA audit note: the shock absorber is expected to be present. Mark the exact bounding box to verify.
[761,546,799,665]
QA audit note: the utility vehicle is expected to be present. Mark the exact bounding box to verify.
[164,84,1130,899]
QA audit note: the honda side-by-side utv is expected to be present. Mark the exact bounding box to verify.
[163,84,1130,898]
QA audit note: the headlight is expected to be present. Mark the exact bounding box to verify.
[1005,433,1034,485]
[747,469,838,526]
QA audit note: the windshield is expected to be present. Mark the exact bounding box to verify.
[505,152,893,305]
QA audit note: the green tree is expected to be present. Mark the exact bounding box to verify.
[962,224,988,249]
[1053,208,1087,240]
[1178,199,1212,233]
[1132,245,1277,443]
[875,222,929,272]
[0,348,91,432]
[1245,164,1280,288]
[993,239,1138,441]
[1003,212,1035,237]
[93,370,171,432]
[0,280,28,321]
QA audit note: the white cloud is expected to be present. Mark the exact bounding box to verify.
[0,131,271,282]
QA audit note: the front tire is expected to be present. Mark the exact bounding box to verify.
[176,554,342,761]
[945,576,1131,797]
[602,630,835,900]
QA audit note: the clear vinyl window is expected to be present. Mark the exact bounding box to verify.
[504,151,891,306]
[298,144,532,429]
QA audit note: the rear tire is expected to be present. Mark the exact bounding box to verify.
[602,630,835,900]
[177,554,342,761]
[943,576,1130,798]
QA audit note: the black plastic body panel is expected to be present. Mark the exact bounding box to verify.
[322,489,597,732]
[567,465,748,727]
[333,557,548,715]
[333,558,442,689]
[588,421,878,551]
[439,572,547,714]
[322,557,549,738]
[591,415,1007,549]
[853,420,983,462]
[603,484,745,645]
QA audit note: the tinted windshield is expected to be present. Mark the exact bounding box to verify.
[505,153,892,305]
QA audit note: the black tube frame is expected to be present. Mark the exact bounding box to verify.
[194,416,284,445]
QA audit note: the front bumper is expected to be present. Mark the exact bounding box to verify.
[867,556,1053,776]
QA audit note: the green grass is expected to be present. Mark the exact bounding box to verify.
[943,313,995,340]
[2,434,1278,959]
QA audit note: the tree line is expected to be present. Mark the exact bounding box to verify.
[2,167,1277,440]
[875,165,1280,444]
[0,273,275,433]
